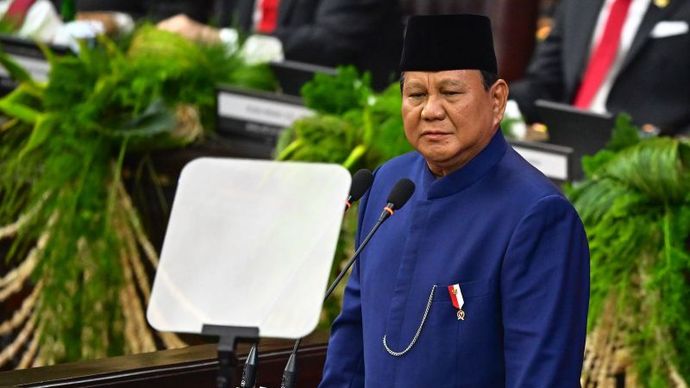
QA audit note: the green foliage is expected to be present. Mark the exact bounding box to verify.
[300,66,372,115]
[277,115,357,163]
[277,67,411,171]
[60,0,76,22]
[581,113,641,178]
[363,84,412,165]
[0,26,276,363]
[567,131,690,386]
[0,20,15,34]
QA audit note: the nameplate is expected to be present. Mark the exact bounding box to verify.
[510,140,573,182]
[217,87,313,128]
[216,86,314,158]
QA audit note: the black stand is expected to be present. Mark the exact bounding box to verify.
[202,324,260,388]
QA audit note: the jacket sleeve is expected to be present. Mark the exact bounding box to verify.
[272,0,397,67]
[501,195,590,387]
[509,2,569,123]
[319,188,373,388]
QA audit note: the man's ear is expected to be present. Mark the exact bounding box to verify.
[490,79,509,127]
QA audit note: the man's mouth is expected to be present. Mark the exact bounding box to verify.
[421,131,452,140]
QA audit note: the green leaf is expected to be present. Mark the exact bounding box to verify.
[0,48,33,84]
[606,113,640,152]
[0,98,40,123]
[342,144,367,169]
[109,99,176,139]
[581,113,642,178]
[18,113,52,158]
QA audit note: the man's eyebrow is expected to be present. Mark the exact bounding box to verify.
[437,79,465,87]
[403,81,425,90]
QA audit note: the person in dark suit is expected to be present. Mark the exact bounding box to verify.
[510,0,690,136]
[321,14,589,387]
[75,0,216,22]
[156,0,403,90]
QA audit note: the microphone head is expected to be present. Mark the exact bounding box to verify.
[387,178,415,210]
[349,169,374,202]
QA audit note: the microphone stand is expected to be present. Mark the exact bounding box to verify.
[280,204,395,388]
[242,196,377,388]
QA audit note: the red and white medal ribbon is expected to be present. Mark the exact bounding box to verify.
[447,283,465,320]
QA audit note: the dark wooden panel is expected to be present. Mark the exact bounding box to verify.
[0,335,329,388]
[489,0,540,81]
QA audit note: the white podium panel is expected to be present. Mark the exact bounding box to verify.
[147,158,351,339]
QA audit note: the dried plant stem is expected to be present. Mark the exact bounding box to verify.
[0,282,41,336]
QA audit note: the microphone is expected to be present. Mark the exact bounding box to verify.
[239,344,258,388]
[280,352,297,388]
[243,169,374,388]
[281,178,416,388]
[376,178,415,222]
[345,169,374,211]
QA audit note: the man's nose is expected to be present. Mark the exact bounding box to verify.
[421,94,445,121]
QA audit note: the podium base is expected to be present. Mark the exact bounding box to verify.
[202,324,260,388]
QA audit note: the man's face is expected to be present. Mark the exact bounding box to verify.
[401,70,508,176]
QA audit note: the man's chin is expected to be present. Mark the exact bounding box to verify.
[423,156,464,177]
[418,148,460,166]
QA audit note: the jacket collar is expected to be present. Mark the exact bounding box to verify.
[418,129,508,200]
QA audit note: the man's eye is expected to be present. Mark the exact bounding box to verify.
[408,93,426,98]
[443,90,461,96]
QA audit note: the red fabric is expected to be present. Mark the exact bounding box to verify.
[573,0,633,108]
[447,285,459,309]
[257,0,280,34]
[3,0,38,29]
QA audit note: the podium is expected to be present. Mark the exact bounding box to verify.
[146,158,350,387]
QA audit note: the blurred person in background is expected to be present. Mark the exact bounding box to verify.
[0,0,133,46]
[510,0,690,136]
[156,0,403,90]
[75,0,216,23]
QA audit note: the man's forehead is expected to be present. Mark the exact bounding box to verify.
[402,70,482,86]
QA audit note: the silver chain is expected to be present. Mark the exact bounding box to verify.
[382,284,437,357]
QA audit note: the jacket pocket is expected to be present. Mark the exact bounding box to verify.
[433,277,497,304]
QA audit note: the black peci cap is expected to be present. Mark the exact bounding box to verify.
[399,14,498,74]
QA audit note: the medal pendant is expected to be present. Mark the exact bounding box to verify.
[654,0,669,8]
[448,283,466,321]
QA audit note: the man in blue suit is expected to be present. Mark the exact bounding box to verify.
[320,14,590,387]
